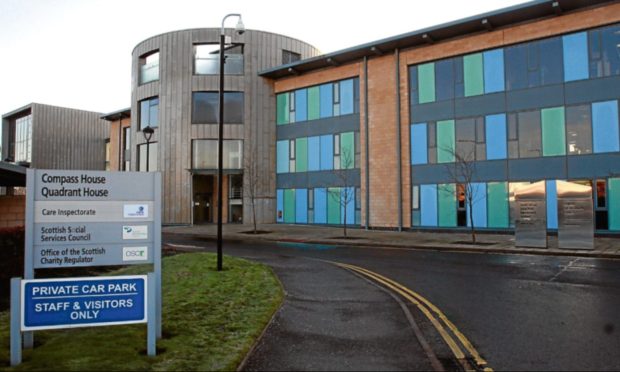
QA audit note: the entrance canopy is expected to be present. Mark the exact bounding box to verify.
[0,162,27,187]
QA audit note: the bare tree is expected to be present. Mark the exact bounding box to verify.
[244,151,259,234]
[443,145,480,244]
[329,148,355,238]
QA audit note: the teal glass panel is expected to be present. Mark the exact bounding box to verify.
[307,86,320,120]
[327,187,341,224]
[541,107,566,156]
[418,63,436,104]
[284,189,295,223]
[464,53,484,97]
[296,137,308,172]
[276,140,289,174]
[487,182,509,228]
[340,132,355,169]
[437,120,455,163]
[438,184,456,227]
[276,93,289,125]
[609,178,620,230]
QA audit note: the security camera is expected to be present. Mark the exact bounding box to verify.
[237,29,245,35]
[235,18,245,35]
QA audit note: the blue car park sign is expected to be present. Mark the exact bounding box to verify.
[22,276,147,331]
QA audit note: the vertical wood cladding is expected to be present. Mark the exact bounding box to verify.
[31,104,109,170]
[131,29,320,224]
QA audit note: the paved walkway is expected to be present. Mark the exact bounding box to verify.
[163,223,620,259]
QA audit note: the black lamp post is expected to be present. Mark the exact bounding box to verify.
[217,14,244,271]
[142,126,155,172]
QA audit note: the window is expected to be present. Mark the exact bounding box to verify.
[276,140,289,174]
[592,100,619,153]
[506,37,563,90]
[427,122,437,164]
[194,44,244,75]
[437,120,455,163]
[354,132,361,168]
[355,187,362,225]
[289,139,296,171]
[139,51,159,84]
[138,142,158,172]
[333,82,341,116]
[436,59,455,101]
[13,114,32,163]
[457,184,467,227]
[563,32,589,82]
[507,113,519,159]
[308,188,314,224]
[463,53,484,97]
[139,97,159,130]
[517,110,542,158]
[333,134,341,170]
[566,105,592,155]
[296,137,307,172]
[483,49,505,93]
[104,139,110,171]
[486,114,507,160]
[418,63,436,104]
[595,179,608,230]
[589,24,620,78]
[122,127,131,171]
[192,92,244,124]
[282,50,301,65]
[541,107,566,156]
[192,139,243,169]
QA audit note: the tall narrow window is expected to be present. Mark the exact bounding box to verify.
[122,127,131,171]
[138,142,158,172]
[333,82,341,116]
[517,110,542,158]
[333,134,341,170]
[566,105,592,155]
[139,51,159,84]
[13,114,32,163]
[139,97,159,130]
[289,139,296,172]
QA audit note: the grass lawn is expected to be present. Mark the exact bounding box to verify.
[0,252,283,371]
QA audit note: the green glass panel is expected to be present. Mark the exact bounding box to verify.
[418,63,436,104]
[542,107,566,156]
[276,93,289,125]
[464,53,484,97]
[438,184,456,227]
[609,178,620,230]
[437,120,455,163]
[284,189,295,223]
[340,132,355,169]
[327,188,341,224]
[487,182,509,228]
[307,86,320,120]
[296,137,308,172]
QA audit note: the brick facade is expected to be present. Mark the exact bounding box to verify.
[0,195,25,228]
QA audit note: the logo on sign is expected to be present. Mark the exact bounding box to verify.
[124,204,149,218]
[122,225,148,240]
[122,247,148,261]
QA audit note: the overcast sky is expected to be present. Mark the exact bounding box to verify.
[0,0,525,119]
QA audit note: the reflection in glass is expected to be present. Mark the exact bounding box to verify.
[194,44,244,75]
[566,105,592,155]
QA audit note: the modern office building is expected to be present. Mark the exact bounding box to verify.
[128,28,320,225]
[263,0,620,233]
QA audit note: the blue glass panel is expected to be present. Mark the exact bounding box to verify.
[563,32,589,82]
[505,44,527,91]
[295,89,308,122]
[592,100,620,153]
[296,189,308,224]
[320,83,333,118]
[483,49,505,93]
[340,79,354,115]
[539,37,563,86]
[276,189,284,223]
[435,59,454,101]
[320,135,334,170]
[314,188,327,224]
[485,114,507,160]
[467,183,487,228]
[340,187,355,225]
[307,136,320,171]
[276,140,289,174]
[546,180,558,229]
[420,184,438,227]
[411,123,428,165]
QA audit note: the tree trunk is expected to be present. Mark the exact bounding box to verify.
[468,197,476,244]
[343,204,347,238]
[252,198,257,234]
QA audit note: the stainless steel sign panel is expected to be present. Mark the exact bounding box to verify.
[515,181,547,248]
[34,201,153,223]
[34,244,153,268]
[34,223,152,245]
[557,181,594,250]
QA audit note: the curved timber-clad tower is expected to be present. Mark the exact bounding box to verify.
[130,29,320,225]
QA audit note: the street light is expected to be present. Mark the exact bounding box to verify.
[142,126,154,172]
[217,14,244,271]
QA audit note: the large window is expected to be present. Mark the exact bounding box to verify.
[282,50,301,65]
[589,24,620,78]
[515,110,542,158]
[455,117,485,161]
[139,51,159,84]
[13,114,32,163]
[138,142,158,172]
[192,139,243,169]
[192,92,244,124]
[505,37,563,90]
[139,97,159,130]
[194,44,244,75]
[565,105,592,155]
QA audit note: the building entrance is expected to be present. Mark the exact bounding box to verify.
[192,173,243,224]
[193,175,214,224]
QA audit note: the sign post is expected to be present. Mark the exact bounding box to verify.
[12,169,162,365]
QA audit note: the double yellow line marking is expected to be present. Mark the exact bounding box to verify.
[335,262,492,372]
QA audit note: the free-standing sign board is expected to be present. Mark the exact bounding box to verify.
[514,181,548,248]
[11,169,162,366]
[557,181,594,250]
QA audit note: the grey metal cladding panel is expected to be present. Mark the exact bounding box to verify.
[508,157,567,181]
[567,153,620,179]
[507,85,565,112]
[411,160,507,184]
[564,76,620,106]
[410,101,454,123]
[454,93,506,118]
[277,170,361,189]
[276,114,360,140]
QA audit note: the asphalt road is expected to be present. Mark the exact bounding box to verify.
[164,234,620,371]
